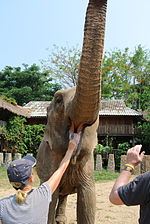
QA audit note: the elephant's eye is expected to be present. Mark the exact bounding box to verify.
[53,94,64,113]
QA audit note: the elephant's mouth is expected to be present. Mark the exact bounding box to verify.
[68,121,85,165]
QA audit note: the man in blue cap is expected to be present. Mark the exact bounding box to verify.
[0,128,81,224]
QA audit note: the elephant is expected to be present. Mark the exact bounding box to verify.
[36,0,108,223]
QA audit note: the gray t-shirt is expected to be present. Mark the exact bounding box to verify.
[0,182,52,224]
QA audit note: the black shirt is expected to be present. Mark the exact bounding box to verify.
[118,171,150,224]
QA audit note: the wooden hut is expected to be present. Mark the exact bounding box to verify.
[24,100,143,147]
[98,100,143,147]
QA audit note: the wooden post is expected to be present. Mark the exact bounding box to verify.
[107,154,115,173]
[95,154,103,171]
[26,153,33,157]
[0,153,3,165]
[120,155,127,172]
[13,153,22,160]
[5,153,12,166]
[141,155,146,173]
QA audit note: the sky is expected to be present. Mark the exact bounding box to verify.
[0,0,150,70]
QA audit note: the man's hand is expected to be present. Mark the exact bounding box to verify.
[126,145,145,167]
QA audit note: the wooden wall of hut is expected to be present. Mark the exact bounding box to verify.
[98,115,138,136]
[26,117,47,125]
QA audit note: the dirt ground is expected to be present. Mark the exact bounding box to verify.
[0,181,139,224]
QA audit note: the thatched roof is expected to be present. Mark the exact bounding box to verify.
[99,100,143,116]
[0,99,31,118]
[24,100,143,117]
[24,101,50,117]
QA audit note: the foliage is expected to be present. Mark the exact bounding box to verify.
[0,64,61,105]
[137,119,150,151]
[41,44,81,88]
[0,116,26,152]
[94,144,113,155]
[0,116,45,156]
[23,125,45,157]
[101,45,150,111]
[118,142,130,153]
[0,95,17,105]
[94,143,113,169]
[94,144,104,154]
[94,169,119,182]
[42,44,150,111]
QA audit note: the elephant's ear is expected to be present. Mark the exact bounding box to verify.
[36,138,52,181]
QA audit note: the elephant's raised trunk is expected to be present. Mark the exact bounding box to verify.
[69,0,107,125]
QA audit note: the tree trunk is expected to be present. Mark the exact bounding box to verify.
[69,0,107,125]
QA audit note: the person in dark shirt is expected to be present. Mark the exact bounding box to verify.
[109,145,150,224]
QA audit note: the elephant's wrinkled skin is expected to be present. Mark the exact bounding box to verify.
[36,0,108,223]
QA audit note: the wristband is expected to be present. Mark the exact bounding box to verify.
[124,163,135,171]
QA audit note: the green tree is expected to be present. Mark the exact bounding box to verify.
[41,44,81,88]
[101,45,150,111]
[23,124,45,156]
[0,116,26,152]
[137,114,150,152]
[128,45,150,110]
[0,116,45,156]
[0,64,61,105]
[41,44,150,111]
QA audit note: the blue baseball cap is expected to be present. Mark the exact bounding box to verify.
[7,155,36,190]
